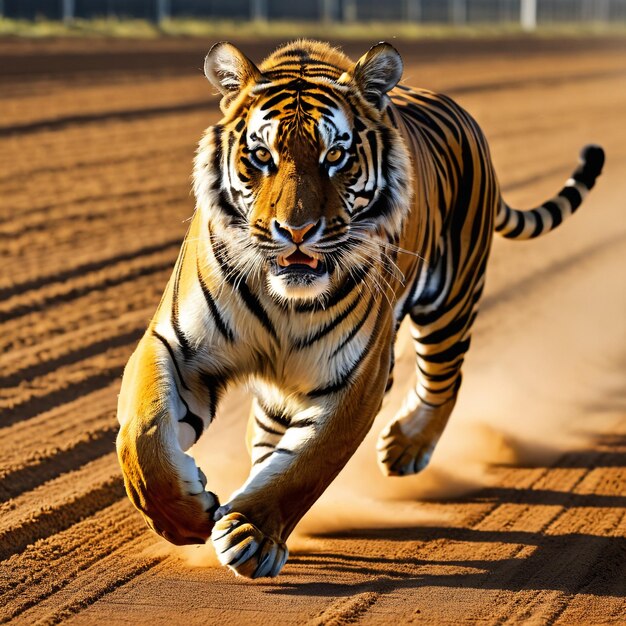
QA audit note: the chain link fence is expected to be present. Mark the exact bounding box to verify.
[2,0,625,26]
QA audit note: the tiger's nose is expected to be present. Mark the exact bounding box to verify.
[274,219,320,244]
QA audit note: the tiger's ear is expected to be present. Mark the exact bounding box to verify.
[339,42,403,110]
[204,42,265,113]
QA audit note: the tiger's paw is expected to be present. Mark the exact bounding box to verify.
[211,512,288,578]
[376,420,435,476]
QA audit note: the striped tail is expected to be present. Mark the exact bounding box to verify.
[495,144,605,240]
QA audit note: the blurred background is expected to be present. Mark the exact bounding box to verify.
[2,0,626,29]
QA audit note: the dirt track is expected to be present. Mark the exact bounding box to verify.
[1,35,625,624]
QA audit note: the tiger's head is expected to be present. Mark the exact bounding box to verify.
[194,40,412,302]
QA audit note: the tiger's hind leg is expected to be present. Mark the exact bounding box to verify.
[377,271,485,476]
[377,375,458,476]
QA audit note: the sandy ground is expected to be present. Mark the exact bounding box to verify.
[1,35,625,625]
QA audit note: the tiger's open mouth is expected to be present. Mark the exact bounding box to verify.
[275,250,326,276]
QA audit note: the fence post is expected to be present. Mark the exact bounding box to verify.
[156,0,170,23]
[62,0,75,23]
[252,0,268,22]
[343,0,357,23]
[451,0,467,25]
[595,0,610,23]
[321,0,335,22]
[520,0,537,30]
[405,0,422,22]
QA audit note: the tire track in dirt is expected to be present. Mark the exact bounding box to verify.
[0,456,124,562]
[0,143,187,188]
[0,502,158,624]
[0,57,188,618]
[0,185,185,240]
[0,99,213,137]
[0,425,118,502]
[306,591,380,625]
[0,244,178,324]
[0,237,180,301]
[1,326,142,389]
[0,272,166,355]
[3,355,124,427]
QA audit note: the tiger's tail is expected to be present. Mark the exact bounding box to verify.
[495,144,605,240]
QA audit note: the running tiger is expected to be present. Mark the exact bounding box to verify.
[116,40,605,578]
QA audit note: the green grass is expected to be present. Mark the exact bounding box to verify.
[0,17,625,40]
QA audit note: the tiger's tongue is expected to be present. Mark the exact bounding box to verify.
[279,250,318,269]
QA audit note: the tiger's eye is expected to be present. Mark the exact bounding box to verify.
[325,147,345,165]
[253,147,273,164]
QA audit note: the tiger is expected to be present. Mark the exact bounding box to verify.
[116,39,605,579]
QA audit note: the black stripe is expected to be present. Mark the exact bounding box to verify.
[412,254,489,327]
[330,294,373,357]
[258,402,291,428]
[419,378,460,397]
[254,451,274,465]
[573,145,604,189]
[559,185,583,212]
[152,329,190,391]
[417,312,475,347]
[503,211,525,239]
[530,210,545,238]
[543,200,563,229]
[254,415,283,436]
[239,282,278,341]
[308,301,382,398]
[253,447,294,466]
[179,410,204,443]
[217,189,245,223]
[196,256,234,342]
[494,203,511,232]
[289,418,316,428]
[419,339,471,365]
[260,91,293,111]
[211,233,278,342]
[175,386,205,444]
[416,360,460,383]
[293,292,361,349]
[170,245,194,360]
[199,371,224,419]
[225,539,256,566]
[352,187,394,223]
[274,447,295,456]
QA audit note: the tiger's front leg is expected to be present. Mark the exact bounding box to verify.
[211,341,392,578]
[116,329,221,545]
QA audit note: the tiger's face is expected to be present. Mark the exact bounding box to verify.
[195,41,412,302]
[235,89,356,301]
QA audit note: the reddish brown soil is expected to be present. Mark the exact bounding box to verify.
[1,36,625,625]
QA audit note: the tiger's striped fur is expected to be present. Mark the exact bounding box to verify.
[116,40,605,578]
